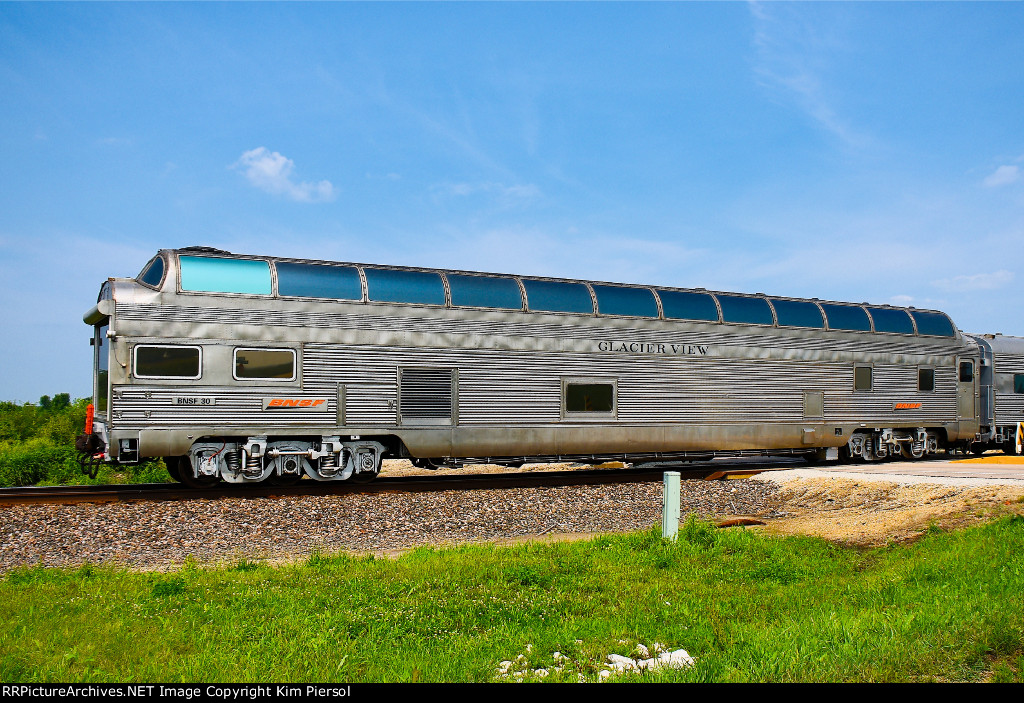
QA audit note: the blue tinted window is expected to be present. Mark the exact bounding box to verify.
[522,279,593,314]
[592,285,658,318]
[179,256,272,295]
[276,262,361,300]
[137,257,165,288]
[364,268,446,305]
[910,311,955,337]
[821,304,871,332]
[657,290,719,322]
[770,299,824,329]
[447,274,523,310]
[868,307,915,334]
[717,295,774,325]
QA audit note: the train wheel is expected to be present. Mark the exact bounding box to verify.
[348,469,380,484]
[174,456,220,489]
[970,442,986,455]
[266,473,303,486]
[164,456,182,482]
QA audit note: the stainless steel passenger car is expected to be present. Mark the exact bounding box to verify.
[77,247,1022,486]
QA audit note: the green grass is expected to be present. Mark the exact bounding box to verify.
[2,514,1023,682]
[0,397,171,487]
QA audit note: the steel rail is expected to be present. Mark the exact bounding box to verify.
[0,459,797,507]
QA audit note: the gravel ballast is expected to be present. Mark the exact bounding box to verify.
[0,479,783,572]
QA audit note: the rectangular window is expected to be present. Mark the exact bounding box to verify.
[821,304,871,332]
[135,345,201,379]
[364,268,446,306]
[717,295,774,325]
[276,262,361,300]
[959,361,974,383]
[657,290,719,322]
[854,366,872,391]
[868,307,915,335]
[234,348,296,380]
[563,378,616,419]
[592,285,659,318]
[447,273,523,310]
[1015,374,1024,394]
[918,368,935,392]
[910,310,955,337]
[523,279,593,314]
[770,299,824,329]
[179,256,272,295]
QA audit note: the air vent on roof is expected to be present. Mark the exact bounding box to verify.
[179,246,232,255]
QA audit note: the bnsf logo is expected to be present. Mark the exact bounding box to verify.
[893,402,923,410]
[265,398,327,409]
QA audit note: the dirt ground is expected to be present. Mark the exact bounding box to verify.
[381,458,1024,548]
[753,473,1024,547]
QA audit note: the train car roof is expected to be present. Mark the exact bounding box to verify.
[120,247,962,338]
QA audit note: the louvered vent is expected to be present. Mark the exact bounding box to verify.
[400,368,453,422]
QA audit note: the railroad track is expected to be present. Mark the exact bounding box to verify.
[0,459,793,506]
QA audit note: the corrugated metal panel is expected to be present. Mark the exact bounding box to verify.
[303,345,960,427]
[400,368,453,420]
[117,303,960,356]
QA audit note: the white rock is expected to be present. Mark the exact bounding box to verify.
[534,669,549,678]
[658,649,695,668]
[607,654,635,668]
[599,670,612,680]
[498,661,513,673]
[636,644,650,658]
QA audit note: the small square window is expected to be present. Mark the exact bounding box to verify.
[562,378,616,419]
[918,368,934,392]
[234,348,296,381]
[959,362,974,383]
[854,366,872,391]
[1014,374,1024,394]
[135,345,201,379]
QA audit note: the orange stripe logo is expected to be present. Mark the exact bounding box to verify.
[893,402,922,410]
[263,398,328,410]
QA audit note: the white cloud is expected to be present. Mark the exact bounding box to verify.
[932,270,1014,292]
[438,181,541,200]
[748,3,869,149]
[982,165,1020,188]
[232,147,336,203]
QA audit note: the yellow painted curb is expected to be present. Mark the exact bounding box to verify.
[951,455,1024,464]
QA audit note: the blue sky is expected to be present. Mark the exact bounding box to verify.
[1,2,1023,402]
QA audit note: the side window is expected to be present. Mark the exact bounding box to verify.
[854,365,872,391]
[234,348,296,381]
[563,379,616,418]
[363,268,446,306]
[592,285,659,318]
[868,307,915,335]
[276,262,361,300]
[179,256,272,295]
[770,299,824,329]
[821,304,871,332]
[918,368,935,392]
[522,279,593,314]
[657,290,719,322]
[717,295,774,325]
[447,274,523,310]
[959,361,974,383]
[137,256,165,288]
[135,345,201,379]
[910,310,955,337]
[1015,374,1024,394]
